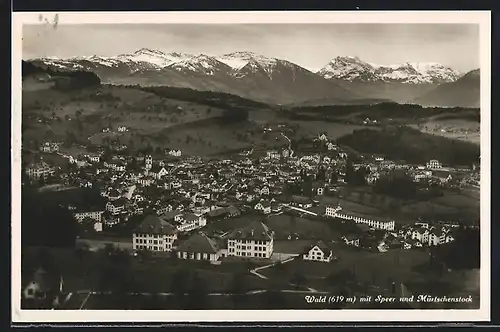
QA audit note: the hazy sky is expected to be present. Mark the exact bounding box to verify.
[23,23,479,72]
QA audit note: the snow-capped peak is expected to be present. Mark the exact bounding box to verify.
[216,51,278,70]
[318,56,460,84]
[133,48,166,56]
[318,56,378,81]
[117,49,194,68]
[168,54,229,76]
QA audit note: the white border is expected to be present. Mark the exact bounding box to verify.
[11,11,491,323]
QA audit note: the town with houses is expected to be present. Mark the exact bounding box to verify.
[19,99,484,313]
[24,126,480,263]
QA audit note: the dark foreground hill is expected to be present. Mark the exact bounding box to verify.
[22,60,102,91]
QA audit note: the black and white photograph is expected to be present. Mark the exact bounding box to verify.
[12,11,490,322]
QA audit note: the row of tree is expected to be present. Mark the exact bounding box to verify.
[337,126,480,166]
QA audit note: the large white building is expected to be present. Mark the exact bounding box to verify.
[325,205,395,231]
[132,214,178,252]
[226,220,274,259]
[266,150,281,160]
[426,159,442,169]
[39,142,60,153]
[73,209,105,223]
[325,205,342,218]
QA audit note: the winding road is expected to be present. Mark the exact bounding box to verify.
[280,132,294,157]
[249,257,319,292]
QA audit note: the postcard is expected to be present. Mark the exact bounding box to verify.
[11,10,491,323]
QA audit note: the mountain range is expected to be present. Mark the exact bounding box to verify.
[26,49,479,107]
[413,69,480,108]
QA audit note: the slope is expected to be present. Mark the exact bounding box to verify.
[413,69,480,108]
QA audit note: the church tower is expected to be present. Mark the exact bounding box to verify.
[145,155,152,171]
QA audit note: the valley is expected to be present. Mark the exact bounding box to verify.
[20,59,482,312]
[17,17,486,316]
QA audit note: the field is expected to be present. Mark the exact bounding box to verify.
[337,126,480,167]
[410,118,480,145]
[331,186,480,224]
[22,85,226,146]
[261,247,440,294]
[398,190,480,223]
[286,120,371,140]
[22,84,301,156]
[22,83,422,158]
[266,214,341,241]
[21,246,275,295]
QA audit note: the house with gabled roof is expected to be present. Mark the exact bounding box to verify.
[342,234,361,247]
[176,213,207,232]
[290,195,314,209]
[106,198,126,216]
[155,202,173,216]
[25,159,55,180]
[161,209,184,222]
[254,199,272,214]
[177,232,220,262]
[302,240,335,262]
[132,214,178,252]
[318,133,329,142]
[149,165,168,180]
[22,267,64,309]
[226,219,275,259]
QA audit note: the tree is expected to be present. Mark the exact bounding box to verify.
[171,268,191,305]
[388,199,402,215]
[75,244,89,262]
[22,189,79,248]
[435,226,480,270]
[330,171,338,184]
[316,166,326,181]
[103,243,116,256]
[230,273,247,309]
[290,272,306,290]
[345,158,356,185]
[38,248,56,272]
[327,269,354,287]
[302,180,313,197]
[186,272,209,309]
[373,173,417,200]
